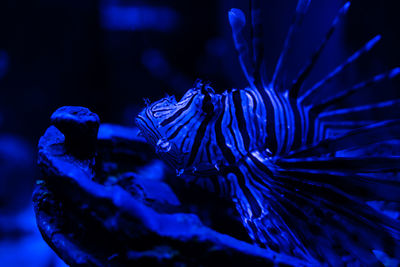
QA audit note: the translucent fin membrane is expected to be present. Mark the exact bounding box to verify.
[271,0,311,87]
[250,0,263,81]
[290,2,351,99]
[300,35,382,104]
[288,119,400,158]
[229,8,254,87]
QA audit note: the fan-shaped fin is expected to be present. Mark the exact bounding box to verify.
[271,0,311,87]
[288,119,400,158]
[272,174,400,264]
[302,68,400,143]
[290,2,351,99]
[230,157,400,265]
[300,35,382,104]
[250,0,263,81]
[309,99,400,141]
[276,157,400,173]
[277,168,400,202]
[229,8,255,87]
[318,99,400,122]
[308,68,400,114]
[314,120,374,142]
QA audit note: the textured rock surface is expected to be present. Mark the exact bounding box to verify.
[50,106,100,157]
[33,106,308,266]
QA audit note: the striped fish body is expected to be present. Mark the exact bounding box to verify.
[136,81,400,264]
[136,85,273,175]
[137,1,400,265]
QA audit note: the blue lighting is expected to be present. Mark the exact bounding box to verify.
[136,1,400,265]
[101,5,179,32]
[0,50,8,79]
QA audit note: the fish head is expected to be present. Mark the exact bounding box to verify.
[136,82,222,174]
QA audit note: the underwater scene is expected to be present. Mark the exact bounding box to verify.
[1,0,400,266]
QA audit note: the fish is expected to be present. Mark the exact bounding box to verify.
[136,0,400,265]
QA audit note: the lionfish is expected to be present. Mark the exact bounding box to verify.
[136,0,400,265]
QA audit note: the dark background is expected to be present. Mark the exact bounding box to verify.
[0,0,399,266]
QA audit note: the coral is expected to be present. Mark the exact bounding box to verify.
[34,106,306,266]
